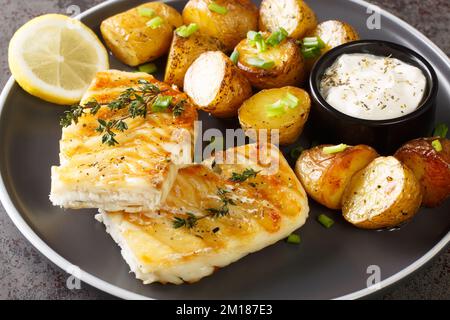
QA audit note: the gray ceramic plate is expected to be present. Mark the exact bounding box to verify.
[0,0,449,300]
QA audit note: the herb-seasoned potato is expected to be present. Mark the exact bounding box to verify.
[164,31,225,89]
[235,32,306,89]
[395,138,450,207]
[101,2,183,66]
[184,51,252,118]
[182,0,258,51]
[295,145,379,210]
[342,157,422,230]
[305,20,360,70]
[259,0,317,40]
[238,87,310,145]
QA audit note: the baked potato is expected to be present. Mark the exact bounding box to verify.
[259,0,317,40]
[164,30,225,89]
[305,20,360,70]
[182,0,258,51]
[395,137,450,207]
[101,2,183,66]
[184,51,252,118]
[295,144,379,210]
[342,156,422,230]
[235,32,306,89]
[238,86,310,145]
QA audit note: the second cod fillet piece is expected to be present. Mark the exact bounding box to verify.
[50,70,197,212]
[98,143,309,284]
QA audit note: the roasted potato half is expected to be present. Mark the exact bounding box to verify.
[235,33,306,89]
[164,31,225,89]
[259,0,317,40]
[238,87,310,145]
[395,138,450,207]
[184,51,252,118]
[305,20,359,70]
[342,156,422,230]
[182,0,258,51]
[101,2,183,66]
[295,144,379,210]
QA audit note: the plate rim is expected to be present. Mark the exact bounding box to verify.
[0,0,449,300]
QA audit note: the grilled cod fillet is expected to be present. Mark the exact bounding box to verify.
[98,144,309,284]
[50,70,197,212]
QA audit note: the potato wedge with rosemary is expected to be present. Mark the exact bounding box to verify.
[235,31,306,89]
[164,29,225,89]
[184,51,252,118]
[259,0,317,40]
[238,87,310,145]
[182,0,258,51]
[342,156,422,230]
[295,144,379,210]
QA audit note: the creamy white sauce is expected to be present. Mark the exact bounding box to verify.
[320,53,427,120]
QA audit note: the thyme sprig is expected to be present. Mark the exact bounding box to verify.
[60,79,186,146]
[229,168,260,183]
[172,188,235,229]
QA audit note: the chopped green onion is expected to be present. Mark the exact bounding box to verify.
[323,144,349,154]
[138,63,157,74]
[433,123,448,138]
[301,36,325,59]
[318,214,334,229]
[284,93,299,109]
[246,57,274,69]
[301,46,321,59]
[256,39,267,52]
[152,95,173,112]
[138,7,155,17]
[146,16,164,29]
[230,49,239,64]
[432,140,443,152]
[290,146,304,160]
[247,31,266,52]
[176,23,199,37]
[266,93,299,118]
[286,234,301,244]
[247,31,263,41]
[266,27,288,46]
[208,2,228,15]
[303,36,325,49]
[266,100,285,118]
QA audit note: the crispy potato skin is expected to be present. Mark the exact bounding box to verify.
[238,87,310,145]
[101,2,183,66]
[342,157,423,230]
[259,0,317,40]
[295,145,379,209]
[395,138,450,207]
[236,35,306,89]
[182,0,258,51]
[305,20,360,70]
[184,51,252,118]
[164,32,225,89]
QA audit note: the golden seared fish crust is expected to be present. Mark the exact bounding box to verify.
[50,70,197,212]
[99,144,309,284]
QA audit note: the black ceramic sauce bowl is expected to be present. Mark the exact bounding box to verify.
[309,40,438,154]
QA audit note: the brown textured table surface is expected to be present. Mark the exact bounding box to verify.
[0,0,448,300]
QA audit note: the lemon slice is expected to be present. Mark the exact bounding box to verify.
[8,14,109,105]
